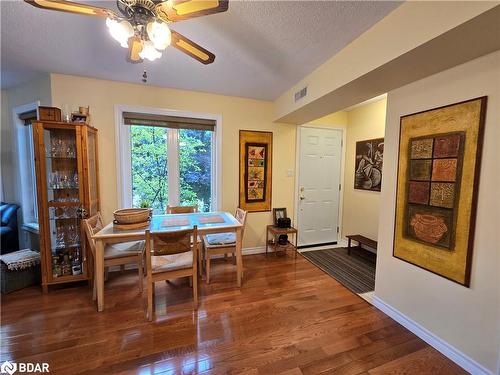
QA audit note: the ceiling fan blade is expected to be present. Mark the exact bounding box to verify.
[156,0,228,23]
[127,37,144,63]
[25,0,118,18]
[170,31,215,65]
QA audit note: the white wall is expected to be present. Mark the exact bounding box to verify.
[1,90,8,201]
[1,74,52,204]
[375,51,500,373]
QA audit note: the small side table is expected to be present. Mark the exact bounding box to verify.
[266,225,298,258]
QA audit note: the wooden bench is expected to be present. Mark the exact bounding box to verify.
[346,235,377,256]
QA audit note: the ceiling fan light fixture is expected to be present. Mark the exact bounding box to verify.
[106,17,134,48]
[146,20,171,51]
[139,40,162,61]
[26,0,228,65]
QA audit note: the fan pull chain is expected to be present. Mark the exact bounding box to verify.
[142,70,148,83]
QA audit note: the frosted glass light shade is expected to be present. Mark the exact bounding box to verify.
[146,20,171,51]
[139,41,162,61]
[106,18,134,48]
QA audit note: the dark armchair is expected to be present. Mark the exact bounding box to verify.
[0,202,19,254]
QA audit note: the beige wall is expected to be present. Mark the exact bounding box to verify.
[305,100,386,242]
[376,51,500,372]
[307,111,347,127]
[341,99,386,240]
[50,74,296,249]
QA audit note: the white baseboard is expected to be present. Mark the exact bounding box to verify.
[358,291,374,304]
[242,246,266,255]
[372,296,495,375]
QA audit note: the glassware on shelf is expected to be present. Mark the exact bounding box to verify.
[52,257,62,278]
[71,249,82,275]
[49,206,79,220]
[49,197,80,203]
[55,231,65,249]
[62,104,71,123]
[68,223,80,245]
[62,254,72,276]
[52,223,81,250]
[47,135,76,158]
[48,171,79,189]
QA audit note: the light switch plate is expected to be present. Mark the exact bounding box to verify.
[287,169,294,177]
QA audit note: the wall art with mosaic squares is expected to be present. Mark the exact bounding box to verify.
[405,132,464,249]
[393,97,487,287]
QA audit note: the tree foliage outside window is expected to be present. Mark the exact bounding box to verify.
[131,125,168,214]
[130,125,212,214]
[179,129,212,212]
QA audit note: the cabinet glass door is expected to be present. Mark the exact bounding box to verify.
[43,127,85,281]
[86,129,99,217]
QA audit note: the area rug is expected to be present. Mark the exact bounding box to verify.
[302,247,376,294]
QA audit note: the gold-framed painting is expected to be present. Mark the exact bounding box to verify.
[239,130,272,212]
[393,97,487,287]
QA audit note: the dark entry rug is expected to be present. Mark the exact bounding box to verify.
[302,247,376,294]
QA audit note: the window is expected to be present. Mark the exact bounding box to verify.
[118,109,219,214]
[15,107,39,228]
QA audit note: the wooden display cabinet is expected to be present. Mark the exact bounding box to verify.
[32,121,100,292]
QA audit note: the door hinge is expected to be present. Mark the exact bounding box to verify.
[339,184,341,191]
[341,139,343,148]
[337,226,339,233]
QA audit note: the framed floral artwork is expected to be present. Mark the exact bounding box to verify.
[393,97,487,286]
[239,130,272,212]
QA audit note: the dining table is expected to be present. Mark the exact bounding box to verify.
[91,211,243,312]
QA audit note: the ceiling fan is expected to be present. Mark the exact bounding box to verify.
[25,0,229,64]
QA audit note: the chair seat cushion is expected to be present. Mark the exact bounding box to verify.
[205,233,236,246]
[104,241,145,259]
[152,251,193,273]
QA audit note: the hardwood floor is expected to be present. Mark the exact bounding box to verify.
[1,253,466,375]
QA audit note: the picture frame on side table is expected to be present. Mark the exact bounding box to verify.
[273,208,287,226]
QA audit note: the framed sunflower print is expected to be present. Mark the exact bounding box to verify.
[239,130,273,212]
[393,97,487,287]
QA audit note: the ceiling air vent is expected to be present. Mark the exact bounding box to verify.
[294,86,307,102]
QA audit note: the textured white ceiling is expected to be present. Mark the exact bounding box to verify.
[1,0,400,100]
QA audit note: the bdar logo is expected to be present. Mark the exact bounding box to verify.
[0,361,17,375]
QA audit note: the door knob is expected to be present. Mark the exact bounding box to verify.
[299,195,305,200]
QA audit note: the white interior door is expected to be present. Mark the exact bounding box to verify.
[298,127,342,247]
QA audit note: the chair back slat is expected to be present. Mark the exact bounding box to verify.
[83,213,104,254]
[167,205,198,214]
[235,208,248,236]
[147,226,197,256]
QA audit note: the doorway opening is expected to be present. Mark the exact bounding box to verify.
[296,126,343,248]
[296,95,387,302]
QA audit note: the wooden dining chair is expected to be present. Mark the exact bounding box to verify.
[166,205,198,214]
[83,213,145,300]
[145,226,199,321]
[202,208,247,284]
